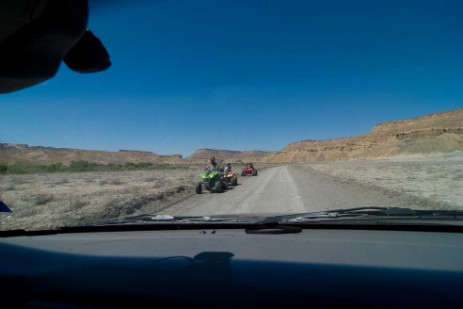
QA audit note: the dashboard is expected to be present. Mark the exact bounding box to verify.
[1,227,462,308]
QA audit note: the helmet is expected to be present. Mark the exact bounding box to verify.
[210,156,216,162]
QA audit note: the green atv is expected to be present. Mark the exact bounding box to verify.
[195,171,228,194]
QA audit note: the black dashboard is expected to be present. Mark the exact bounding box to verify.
[1,228,462,308]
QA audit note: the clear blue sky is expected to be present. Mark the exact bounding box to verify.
[1,0,462,156]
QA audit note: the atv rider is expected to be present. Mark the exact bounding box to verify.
[205,156,218,172]
[224,163,232,174]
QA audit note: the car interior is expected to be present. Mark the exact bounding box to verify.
[1,1,462,308]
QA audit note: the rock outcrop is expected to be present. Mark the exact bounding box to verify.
[187,149,270,163]
[2,108,462,165]
[265,108,463,163]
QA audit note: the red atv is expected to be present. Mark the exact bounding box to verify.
[241,163,258,176]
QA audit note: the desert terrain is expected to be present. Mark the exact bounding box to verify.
[1,167,201,230]
[1,155,461,231]
[308,153,463,209]
[1,108,462,166]
[165,154,462,217]
[1,108,462,230]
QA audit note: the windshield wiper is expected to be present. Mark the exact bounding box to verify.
[104,214,263,225]
[263,207,463,224]
[108,207,463,226]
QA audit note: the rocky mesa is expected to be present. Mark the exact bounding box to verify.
[187,149,271,163]
[0,144,183,165]
[1,108,462,165]
[265,108,463,163]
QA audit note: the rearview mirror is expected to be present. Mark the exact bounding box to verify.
[0,0,110,94]
[64,30,111,73]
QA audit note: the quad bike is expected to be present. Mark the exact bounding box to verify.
[195,171,227,194]
[241,163,258,176]
[221,170,238,186]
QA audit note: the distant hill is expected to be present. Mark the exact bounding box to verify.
[264,108,463,162]
[2,108,462,165]
[0,144,183,165]
[187,149,271,163]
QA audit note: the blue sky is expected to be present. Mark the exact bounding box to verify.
[1,0,462,156]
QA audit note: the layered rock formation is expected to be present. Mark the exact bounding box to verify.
[265,108,463,162]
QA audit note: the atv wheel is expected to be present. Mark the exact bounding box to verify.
[231,177,238,186]
[252,170,257,176]
[222,181,228,191]
[241,171,246,176]
[214,180,223,193]
[204,182,211,191]
[195,182,202,194]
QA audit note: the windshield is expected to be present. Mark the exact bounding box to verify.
[1,0,462,231]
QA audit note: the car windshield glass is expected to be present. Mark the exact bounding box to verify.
[1,0,462,231]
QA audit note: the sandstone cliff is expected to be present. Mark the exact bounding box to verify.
[264,108,463,163]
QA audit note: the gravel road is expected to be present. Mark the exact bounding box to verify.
[3,161,454,231]
[162,165,443,216]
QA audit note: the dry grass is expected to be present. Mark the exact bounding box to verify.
[68,198,90,211]
[54,178,70,185]
[1,168,203,231]
[99,179,125,186]
[4,158,456,231]
[32,194,55,206]
[309,154,463,209]
[3,184,15,191]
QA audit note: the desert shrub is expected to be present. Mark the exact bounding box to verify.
[3,161,178,174]
[6,162,39,173]
[68,199,89,211]
[69,161,100,172]
[47,163,64,172]
[99,179,125,185]
[4,184,15,191]
[32,194,54,206]
[108,179,125,185]
[452,172,463,181]
[55,178,70,184]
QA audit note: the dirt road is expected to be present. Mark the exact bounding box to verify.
[3,160,454,231]
[162,165,442,216]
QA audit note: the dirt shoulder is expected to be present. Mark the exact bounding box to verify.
[306,155,462,210]
[0,168,202,230]
[0,163,272,231]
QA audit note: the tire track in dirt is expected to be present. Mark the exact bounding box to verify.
[161,164,447,217]
[163,166,306,216]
